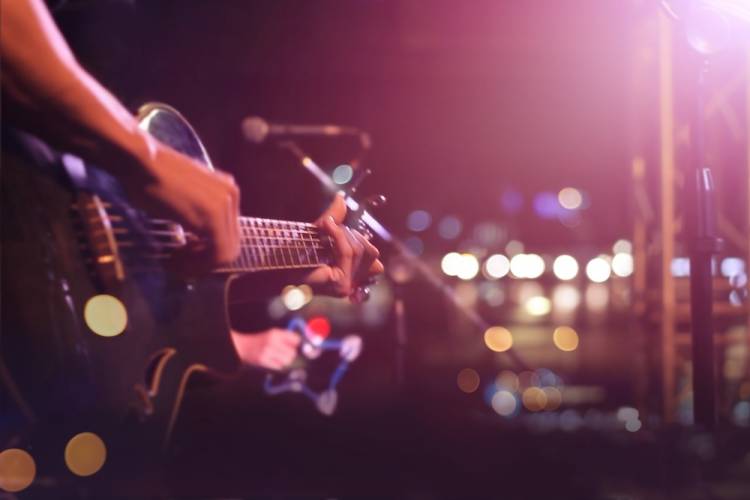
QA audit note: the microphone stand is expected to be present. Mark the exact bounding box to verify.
[278,140,531,376]
[687,59,723,430]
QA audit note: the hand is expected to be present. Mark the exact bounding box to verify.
[124,139,241,266]
[230,328,301,370]
[304,195,384,299]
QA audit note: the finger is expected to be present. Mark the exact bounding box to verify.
[351,230,377,283]
[316,194,346,225]
[321,217,354,294]
[217,172,241,263]
[369,259,385,276]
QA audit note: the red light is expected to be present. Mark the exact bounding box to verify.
[307,316,331,338]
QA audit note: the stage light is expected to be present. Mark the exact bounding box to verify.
[282,285,310,311]
[721,257,745,278]
[84,294,127,337]
[441,252,462,276]
[616,406,639,423]
[557,187,583,210]
[543,387,563,411]
[457,368,481,393]
[510,253,545,279]
[522,387,547,412]
[585,256,611,283]
[406,210,431,232]
[484,326,513,352]
[671,257,690,277]
[552,284,581,313]
[495,370,519,392]
[612,239,632,254]
[533,191,560,219]
[332,164,353,184]
[438,215,462,239]
[64,432,106,477]
[483,254,510,279]
[456,253,480,280]
[611,253,634,278]
[553,326,579,352]
[680,0,750,54]
[625,419,642,432]
[525,296,551,316]
[404,236,424,256]
[0,448,36,493]
[505,240,524,257]
[552,255,579,281]
[491,390,519,417]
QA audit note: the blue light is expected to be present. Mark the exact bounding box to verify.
[406,210,432,232]
[438,215,462,240]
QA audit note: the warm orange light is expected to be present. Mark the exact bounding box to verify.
[553,326,579,352]
[484,326,513,352]
[522,387,548,412]
[0,449,35,493]
[457,368,480,393]
[543,387,562,411]
[65,433,107,477]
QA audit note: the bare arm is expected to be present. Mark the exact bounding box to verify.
[1,0,240,265]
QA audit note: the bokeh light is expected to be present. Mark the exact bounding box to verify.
[0,448,36,493]
[484,326,513,352]
[585,256,611,283]
[533,191,561,219]
[522,387,548,412]
[406,210,432,232]
[332,164,353,184]
[612,239,632,254]
[510,253,545,279]
[558,187,583,210]
[552,284,581,313]
[441,252,462,276]
[64,432,107,477]
[483,254,511,279]
[457,368,481,393]
[552,255,579,281]
[611,253,634,277]
[438,215,462,239]
[525,296,551,316]
[456,253,480,280]
[496,370,520,392]
[552,326,579,352]
[84,294,128,337]
[281,285,312,310]
[543,387,563,411]
[721,257,745,278]
[492,390,519,417]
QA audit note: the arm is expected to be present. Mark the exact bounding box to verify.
[1,0,240,264]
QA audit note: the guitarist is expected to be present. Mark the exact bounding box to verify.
[1,0,382,436]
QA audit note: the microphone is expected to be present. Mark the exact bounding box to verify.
[241,116,362,144]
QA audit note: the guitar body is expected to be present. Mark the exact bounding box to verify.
[1,104,240,451]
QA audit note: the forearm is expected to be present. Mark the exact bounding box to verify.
[1,0,156,177]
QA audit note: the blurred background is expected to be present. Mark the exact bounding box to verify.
[51,0,750,497]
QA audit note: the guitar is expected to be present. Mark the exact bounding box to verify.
[1,102,346,449]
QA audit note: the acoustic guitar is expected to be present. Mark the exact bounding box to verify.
[1,102,349,450]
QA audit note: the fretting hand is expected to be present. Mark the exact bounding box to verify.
[304,195,384,300]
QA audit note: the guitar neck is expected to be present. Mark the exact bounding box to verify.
[213,216,333,274]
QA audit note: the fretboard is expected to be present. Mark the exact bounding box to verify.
[214,216,333,274]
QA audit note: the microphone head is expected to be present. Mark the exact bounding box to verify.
[241,116,270,144]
